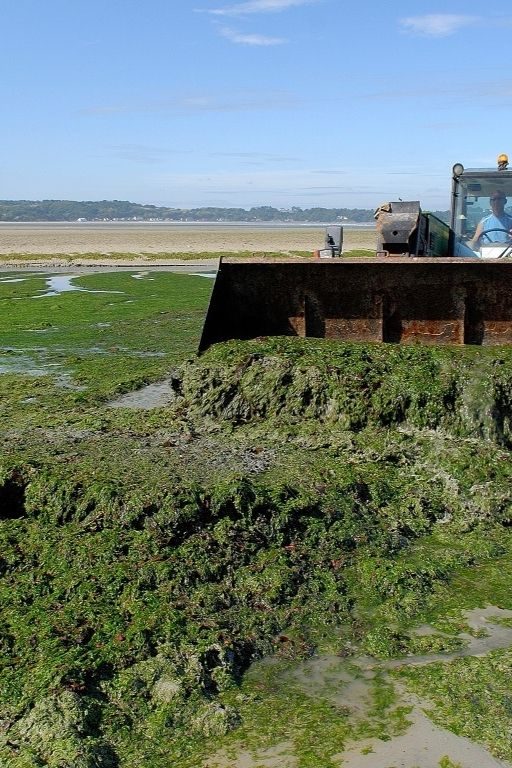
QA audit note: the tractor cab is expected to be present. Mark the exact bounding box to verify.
[451,155,512,258]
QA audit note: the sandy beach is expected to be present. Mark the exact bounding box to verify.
[0,223,376,264]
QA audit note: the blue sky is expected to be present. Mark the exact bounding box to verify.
[3,0,512,209]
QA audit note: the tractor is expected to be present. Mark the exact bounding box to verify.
[200,154,512,349]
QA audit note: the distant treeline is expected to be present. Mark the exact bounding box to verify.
[0,200,450,224]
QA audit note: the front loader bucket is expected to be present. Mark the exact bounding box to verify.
[199,256,512,352]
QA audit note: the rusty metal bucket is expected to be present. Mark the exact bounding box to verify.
[199,256,512,351]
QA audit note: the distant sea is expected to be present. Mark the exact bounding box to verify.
[0,221,375,230]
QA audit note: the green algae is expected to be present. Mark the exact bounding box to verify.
[2,444,512,765]
[2,274,512,764]
[0,270,212,432]
[438,759,463,768]
[181,337,512,444]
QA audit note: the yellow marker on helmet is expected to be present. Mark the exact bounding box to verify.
[498,153,509,169]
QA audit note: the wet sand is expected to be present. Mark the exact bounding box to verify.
[0,223,376,263]
[206,607,512,768]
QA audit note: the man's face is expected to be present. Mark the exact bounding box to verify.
[490,193,506,213]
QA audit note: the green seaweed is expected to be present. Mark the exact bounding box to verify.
[2,272,512,764]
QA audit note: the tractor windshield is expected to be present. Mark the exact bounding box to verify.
[453,172,512,241]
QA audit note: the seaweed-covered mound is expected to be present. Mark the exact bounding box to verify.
[2,339,512,766]
[174,338,512,444]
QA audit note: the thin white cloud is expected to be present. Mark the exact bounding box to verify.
[211,151,300,161]
[106,144,192,164]
[219,25,286,44]
[364,78,512,106]
[400,14,479,37]
[180,92,300,111]
[136,167,450,209]
[82,91,302,116]
[204,0,313,16]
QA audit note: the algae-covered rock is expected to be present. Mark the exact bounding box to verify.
[106,645,238,738]
[189,701,240,737]
[108,654,187,731]
[151,676,182,705]
[2,691,115,768]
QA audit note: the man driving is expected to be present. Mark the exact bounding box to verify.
[468,190,512,249]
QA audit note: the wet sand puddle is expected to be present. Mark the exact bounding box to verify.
[5,270,214,299]
[32,274,125,297]
[0,353,59,377]
[130,270,213,281]
[0,352,86,391]
[207,607,512,768]
[0,343,166,383]
[0,271,127,296]
[109,380,177,409]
